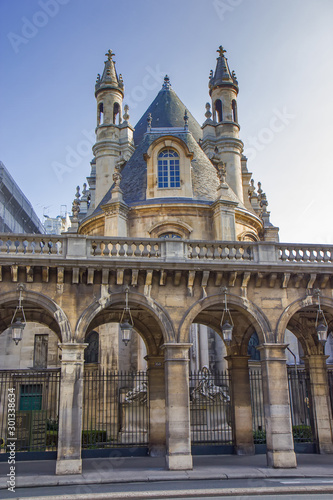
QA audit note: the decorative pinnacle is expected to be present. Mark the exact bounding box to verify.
[205,102,212,119]
[147,113,152,131]
[123,104,129,122]
[217,45,227,57]
[113,163,122,187]
[162,75,171,90]
[105,49,115,62]
[217,162,227,185]
[184,109,189,130]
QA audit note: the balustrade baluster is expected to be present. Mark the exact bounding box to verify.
[126,243,133,257]
[198,244,206,259]
[228,247,237,259]
[6,240,12,253]
[110,242,118,257]
[294,247,303,262]
[150,243,157,257]
[22,240,28,254]
[221,246,228,259]
[213,245,221,259]
[308,248,317,262]
[206,245,214,259]
[235,246,243,260]
[118,242,126,257]
[142,243,149,257]
[134,243,141,257]
[14,240,20,254]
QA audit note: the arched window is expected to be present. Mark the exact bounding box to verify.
[159,233,182,239]
[248,332,260,361]
[98,103,104,125]
[232,100,238,123]
[113,102,120,124]
[158,149,180,188]
[214,99,223,122]
[84,331,99,364]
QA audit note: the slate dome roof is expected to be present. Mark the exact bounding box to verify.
[133,76,202,145]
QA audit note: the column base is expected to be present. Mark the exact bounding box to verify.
[266,450,297,468]
[318,443,333,454]
[166,453,193,470]
[235,444,255,456]
[149,445,166,457]
[56,458,82,475]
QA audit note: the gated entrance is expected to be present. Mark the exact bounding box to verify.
[0,370,60,454]
[82,369,149,450]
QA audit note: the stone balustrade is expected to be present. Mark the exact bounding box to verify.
[0,235,64,256]
[89,238,161,259]
[278,244,333,263]
[187,241,253,261]
[0,234,332,267]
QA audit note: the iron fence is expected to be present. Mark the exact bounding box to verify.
[82,369,148,449]
[189,369,233,445]
[0,370,60,453]
[249,369,265,444]
[288,369,314,443]
[328,369,333,416]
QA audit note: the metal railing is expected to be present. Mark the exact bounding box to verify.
[249,369,265,444]
[189,370,233,445]
[328,370,333,416]
[82,369,148,449]
[0,370,60,453]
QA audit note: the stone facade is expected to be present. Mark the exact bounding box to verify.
[0,46,332,474]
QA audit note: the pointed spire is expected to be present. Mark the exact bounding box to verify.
[209,45,238,94]
[95,50,124,96]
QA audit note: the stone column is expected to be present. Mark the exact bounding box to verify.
[146,355,166,456]
[56,343,87,475]
[258,343,297,468]
[304,355,333,453]
[227,355,255,455]
[162,343,193,470]
[198,324,209,368]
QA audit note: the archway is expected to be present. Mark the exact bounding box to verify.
[75,289,174,457]
[179,293,272,456]
[276,296,333,454]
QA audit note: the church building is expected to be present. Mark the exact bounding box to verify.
[0,46,332,475]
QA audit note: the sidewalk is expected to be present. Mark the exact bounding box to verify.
[0,453,333,491]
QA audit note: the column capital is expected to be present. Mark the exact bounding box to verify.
[144,355,164,369]
[58,343,88,363]
[257,343,288,361]
[161,343,192,362]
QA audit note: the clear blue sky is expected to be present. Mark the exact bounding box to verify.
[0,0,332,243]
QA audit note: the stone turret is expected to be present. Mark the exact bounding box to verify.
[202,46,244,204]
[92,50,134,207]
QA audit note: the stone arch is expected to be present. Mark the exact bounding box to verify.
[179,293,272,349]
[276,295,333,353]
[75,289,175,355]
[0,289,71,342]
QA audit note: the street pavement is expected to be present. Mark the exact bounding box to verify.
[0,453,332,499]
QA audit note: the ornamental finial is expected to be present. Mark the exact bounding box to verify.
[217,45,227,57]
[105,49,115,62]
[162,75,171,90]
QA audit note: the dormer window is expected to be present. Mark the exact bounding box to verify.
[158,149,180,188]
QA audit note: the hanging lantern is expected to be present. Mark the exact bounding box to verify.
[314,290,328,344]
[120,286,134,346]
[120,320,133,346]
[10,284,26,345]
[11,318,25,345]
[220,287,234,344]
